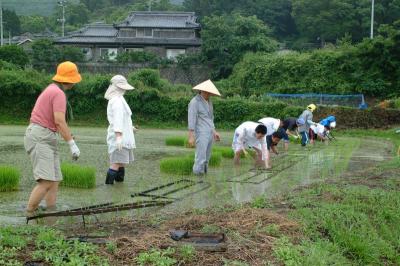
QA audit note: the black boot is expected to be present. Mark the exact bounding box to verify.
[115,167,125,183]
[105,169,118,185]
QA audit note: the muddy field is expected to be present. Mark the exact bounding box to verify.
[0,125,389,225]
[0,125,398,266]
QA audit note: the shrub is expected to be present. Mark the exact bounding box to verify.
[165,136,187,147]
[0,166,20,192]
[0,45,29,68]
[61,163,96,189]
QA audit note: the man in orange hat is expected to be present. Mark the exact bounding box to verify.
[24,61,82,217]
[188,80,221,175]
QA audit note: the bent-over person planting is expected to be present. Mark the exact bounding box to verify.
[24,61,82,217]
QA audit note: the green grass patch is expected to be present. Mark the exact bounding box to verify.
[60,163,96,189]
[165,136,188,147]
[160,152,222,175]
[0,165,20,192]
[136,248,176,266]
[0,226,109,265]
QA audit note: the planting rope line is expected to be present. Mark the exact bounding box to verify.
[26,200,173,225]
[131,179,211,201]
[131,179,194,197]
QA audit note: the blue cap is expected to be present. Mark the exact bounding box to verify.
[296,118,305,125]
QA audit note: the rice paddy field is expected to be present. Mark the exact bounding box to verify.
[0,125,389,224]
[0,125,399,265]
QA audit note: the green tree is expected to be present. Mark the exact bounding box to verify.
[201,13,278,78]
[31,39,60,66]
[0,45,29,67]
[20,16,47,34]
[292,0,400,42]
[59,46,85,62]
[183,0,297,39]
[80,0,110,12]
[66,3,90,26]
[2,9,21,36]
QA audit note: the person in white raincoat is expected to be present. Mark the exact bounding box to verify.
[105,75,136,185]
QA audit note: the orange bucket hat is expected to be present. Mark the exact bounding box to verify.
[52,61,82,84]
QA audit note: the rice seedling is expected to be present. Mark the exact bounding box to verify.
[160,157,193,175]
[61,163,96,189]
[187,152,222,167]
[165,136,188,147]
[0,165,20,192]
[212,146,234,158]
[213,146,254,159]
[160,152,223,175]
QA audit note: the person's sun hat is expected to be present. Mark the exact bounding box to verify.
[110,75,134,91]
[193,80,221,96]
[330,121,337,128]
[52,61,82,84]
[307,104,317,112]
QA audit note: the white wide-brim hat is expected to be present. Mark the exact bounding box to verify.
[111,75,134,91]
[330,121,337,128]
[193,79,221,96]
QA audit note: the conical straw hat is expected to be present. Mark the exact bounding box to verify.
[192,80,221,96]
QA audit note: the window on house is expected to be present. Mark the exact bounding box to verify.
[166,49,186,61]
[125,47,144,52]
[119,29,136,38]
[81,47,92,60]
[136,28,153,38]
[100,48,118,61]
[153,29,194,39]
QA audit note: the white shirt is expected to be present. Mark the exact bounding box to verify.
[233,121,268,160]
[106,96,136,153]
[310,123,326,135]
[258,117,280,136]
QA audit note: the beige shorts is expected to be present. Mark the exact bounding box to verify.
[109,148,134,164]
[24,124,62,182]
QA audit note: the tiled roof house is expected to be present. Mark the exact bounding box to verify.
[55,11,202,61]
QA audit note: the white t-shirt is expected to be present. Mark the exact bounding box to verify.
[232,121,268,160]
[258,117,280,136]
[310,123,326,135]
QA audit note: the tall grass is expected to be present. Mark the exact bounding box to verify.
[0,165,20,192]
[61,163,96,189]
[165,136,187,147]
[160,152,222,175]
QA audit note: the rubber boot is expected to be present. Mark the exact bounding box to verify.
[115,167,125,183]
[105,169,118,185]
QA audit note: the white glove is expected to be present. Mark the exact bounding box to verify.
[116,135,123,151]
[132,126,138,133]
[68,140,80,160]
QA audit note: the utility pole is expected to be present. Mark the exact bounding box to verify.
[57,1,67,37]
[370,0,375,39]
[0,0,4,46]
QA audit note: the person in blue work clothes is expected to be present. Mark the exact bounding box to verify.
[320,115,336,129]
[298,104,317,146]
[188,80,221,175]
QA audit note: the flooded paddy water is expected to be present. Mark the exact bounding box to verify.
[0,125,392,226]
